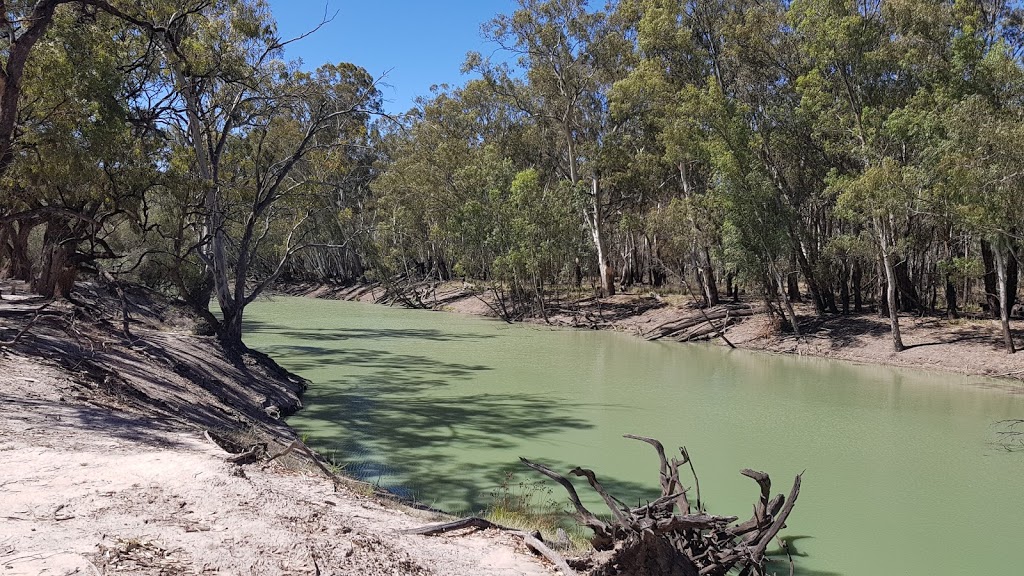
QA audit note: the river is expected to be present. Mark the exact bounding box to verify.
[245,296,1024,575]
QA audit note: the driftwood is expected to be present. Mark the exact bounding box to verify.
[409,436,803,576]
[644,305,755,342]
[204,433,345,492]
[521,435,803,576]
[681,278,736,349]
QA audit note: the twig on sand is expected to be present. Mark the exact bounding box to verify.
[0,301,52,347]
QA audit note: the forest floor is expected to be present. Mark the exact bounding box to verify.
[286,281,1024,386]
[0,280,553,576]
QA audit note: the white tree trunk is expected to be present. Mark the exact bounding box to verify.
[585,177,614,296]
[993,237,1016,354]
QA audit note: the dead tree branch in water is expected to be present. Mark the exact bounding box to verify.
[520,435,803,576]
[996,420,1024,451]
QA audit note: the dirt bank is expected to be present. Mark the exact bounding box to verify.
[0,280,552,575]
[282,281,1024,385]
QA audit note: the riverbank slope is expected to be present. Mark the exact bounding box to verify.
[0,280,551,576]
[284,281,1024,384]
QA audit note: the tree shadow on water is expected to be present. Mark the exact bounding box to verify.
[259,340,613,511]
[245,320,497,342]
[260,345,493,389]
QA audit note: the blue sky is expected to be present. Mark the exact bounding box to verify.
[266,1,518,114]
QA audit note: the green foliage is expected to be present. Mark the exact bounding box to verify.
[6,0,1024,341]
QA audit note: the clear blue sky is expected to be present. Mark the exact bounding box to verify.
[266,1,518,114]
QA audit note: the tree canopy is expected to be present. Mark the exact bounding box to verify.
[3,0,1024,352]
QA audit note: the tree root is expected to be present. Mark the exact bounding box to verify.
[516,435,803,576]
[409,435,803,576]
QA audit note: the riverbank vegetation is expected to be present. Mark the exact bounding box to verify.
[4,0,1024,356]
[366,0,1024,355]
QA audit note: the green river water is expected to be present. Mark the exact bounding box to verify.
[245,296,1024,575]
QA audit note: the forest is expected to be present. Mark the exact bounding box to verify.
[2,0,1024,354]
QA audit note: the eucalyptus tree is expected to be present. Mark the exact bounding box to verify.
[209,61,381,344]
[613,0,829,315]
[281,66,384,284]
[611,0,725,305]
[0,0,108,280]
[101,0,286,330]
[1,4,160,297]
[0,0,85,179]
[371,84,516,285]
[943,98,1024,353]
[89,0,381,345]
[469,0,628,296]
[931,23,1024,353]
[790,0,922,351]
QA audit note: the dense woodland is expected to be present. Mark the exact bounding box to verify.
[2,0,1024,354]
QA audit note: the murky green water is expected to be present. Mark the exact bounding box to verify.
[246,296,1024,575]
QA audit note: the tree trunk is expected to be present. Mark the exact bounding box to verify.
[840,262,851,315]
[945,241,958,320]
[852,260,863,313]
[587,177,615,297]
[0,1,66,177]
[699,247,718,306]
[823,282,839,314]
[895,259,922,313]
[179,272,220,335]
[993,238,1016,354]
[774,266,800,336]
[32,219,77,300]
[786,269,801,303]
[218,305,245,348]
[1008,240,1019,316]
[678,163,714,305]
[0,223,12,278]
[726,271,736,303]
[0,219,35,281]
[793,238,826,315]
[877,218,905,352]
[945,277,958,320]
[592,532,698,576]
[982,239,1000,318]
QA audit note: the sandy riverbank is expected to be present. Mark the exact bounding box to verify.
[0,280,552,576]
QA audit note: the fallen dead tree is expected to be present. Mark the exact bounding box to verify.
[644,304,757,342]
[410,435,802,576]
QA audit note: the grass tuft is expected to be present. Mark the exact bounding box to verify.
[483,471,591,552]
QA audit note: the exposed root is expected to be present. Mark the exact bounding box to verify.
[518,435,804,576]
